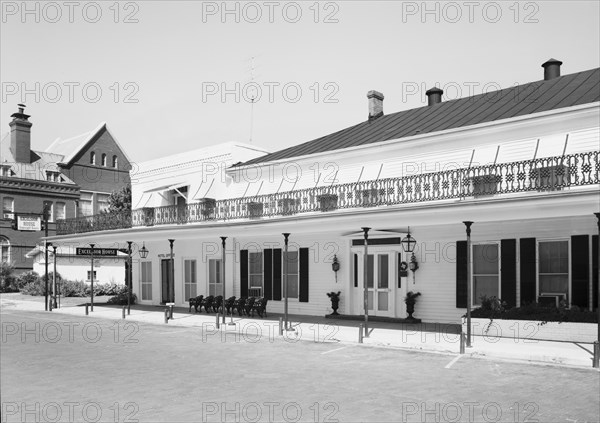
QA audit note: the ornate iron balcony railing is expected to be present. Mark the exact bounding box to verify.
[56,150,599,235]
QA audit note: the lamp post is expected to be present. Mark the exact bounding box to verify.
[463,221,474,348]
[90,243,95,312]
[283,233,291,330]
[126,241,133,315]
[221,236,227,324]
[362,227,370,338]
[594,213,600,368]
[45,241,51,311]
[168,239,175,303]
[43,204,49,311]
[52,245,58,309]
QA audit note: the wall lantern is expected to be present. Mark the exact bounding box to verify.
[409,253,419,272]
[331,254,340,282]
[401,227,417,253]
[139,243,149,259]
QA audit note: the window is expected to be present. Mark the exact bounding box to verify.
[208,259,222,296]
[112,155,118,168]
[55,202,66,221]
[45,171,62,182]
[140,261,152,301]
[1,237,10,263]
[3,197,14,219]
[184,259,197,300]
[43,201,54,222]
[87,270,97,282]
[538,240,569,302]
[472,243,500,306]
[90,152,96,165]
[248,252,263,295]
[97,193,110,213]
[0,165,12,177]
[283,251,299,299]
[78,192,93,216]
[101,154,107,167]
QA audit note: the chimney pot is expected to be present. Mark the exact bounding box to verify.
[367,90,384,121]
[541,58,562,81]
[425,87,443,106]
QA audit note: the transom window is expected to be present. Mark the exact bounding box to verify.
[538,240,569,302]
[184,259,197,299]
[209,259,222,296]
[472,243,500,306]
[140,261,152,301]
[283,251,299,299]
[249,252,263,296]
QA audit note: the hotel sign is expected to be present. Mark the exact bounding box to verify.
[76,248,118,256]
[17,215,42,231]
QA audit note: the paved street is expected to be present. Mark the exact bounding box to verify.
[1,308,599,423]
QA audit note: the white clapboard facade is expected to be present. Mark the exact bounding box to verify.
[50,60,599,323]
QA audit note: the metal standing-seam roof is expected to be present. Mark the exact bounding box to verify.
[243,68,600,166]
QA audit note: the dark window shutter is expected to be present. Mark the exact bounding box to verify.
[500,239,516,308]
[397,253,402,288]
[299,247,309,303]
[273,249,282,301]
[263,249,273,300]
[593,235,598,309]
[571,235,589,308]
[520,238,536,305]
[456,241,467,308]
[353,254,358,288]
[240,249,248,298]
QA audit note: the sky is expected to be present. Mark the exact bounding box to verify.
[1,1,599,164]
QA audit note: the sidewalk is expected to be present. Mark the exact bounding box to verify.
[1,294,597,369]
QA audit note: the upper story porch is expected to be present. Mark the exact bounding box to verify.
[56,149,600,235]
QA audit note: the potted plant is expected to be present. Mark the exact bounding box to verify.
[404,291,421,321]
[327,291,341,316]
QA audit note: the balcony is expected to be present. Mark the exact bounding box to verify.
[56,150,599,235]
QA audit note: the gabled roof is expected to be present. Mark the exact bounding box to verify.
[243,67,600,165]
[0,132,76,183]
[45,122,132,165]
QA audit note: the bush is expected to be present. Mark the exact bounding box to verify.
[471,300,598,323]
[21,279,47,296]
[107,292,137,305]
[0,262,17,292]
[61,280,87,297]
[85,282,126,296]
[15,271,39,290]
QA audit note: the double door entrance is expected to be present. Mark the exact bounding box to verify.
[354,250,407,317]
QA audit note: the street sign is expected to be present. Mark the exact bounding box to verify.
[76,248,118,256]
[16,214,42,231]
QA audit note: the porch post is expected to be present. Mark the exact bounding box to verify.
[283,233,290,330]
[594,213,600,368]
[463,221,473,348]
[169,239,175,303]
[221,237,227,324]
[362,227,370,338]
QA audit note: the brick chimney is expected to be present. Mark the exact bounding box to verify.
[425,87,443,106]
[542,58,562,81]
[9,104,32,163]
[367,90,384,121]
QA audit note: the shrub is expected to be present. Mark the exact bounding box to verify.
[15,271,39,290]
[0,262,17,292]
[471,300,598,323]
[21,279,47,296]
[107,292,137,305]
[61,280,87,297]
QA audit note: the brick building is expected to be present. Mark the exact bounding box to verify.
[0,104,131,273]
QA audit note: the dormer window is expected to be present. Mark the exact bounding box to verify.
[90,152,96,165]
[45,171,62,182]
[112,155,118,168]
[102,154,107,167]
[0,164,12,177]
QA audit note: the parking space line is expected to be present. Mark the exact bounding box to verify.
[444,354,463,368]
[321,346,348,355]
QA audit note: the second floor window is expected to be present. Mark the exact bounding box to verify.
[43,201,54,222]
[112,155,118,168]
[90,152,96,165]
[3,197,14,219]
[102,154,107,167]
[55,202,66,220]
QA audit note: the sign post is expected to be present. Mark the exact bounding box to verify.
[75,246,119,312]
[90,244,95,311]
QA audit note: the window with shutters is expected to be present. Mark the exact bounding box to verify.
[140,261,152,300]
[472,243,500,306]
[249,252,263,296]
[283,251,299,299]
[87,270,97,282]
[538,240,569,302]
[184,259,197,300]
